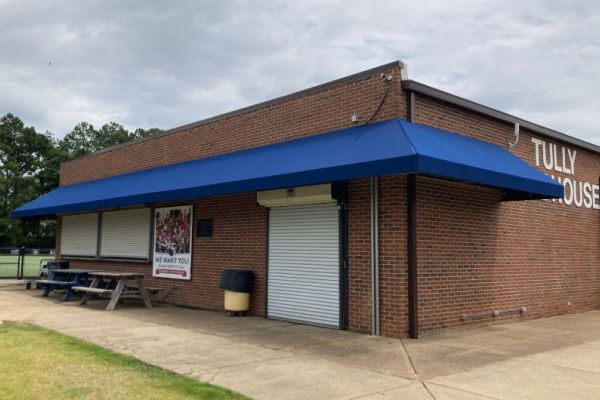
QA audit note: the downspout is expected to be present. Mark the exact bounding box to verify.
[367,63,407,337]
[509,122,520,150]
[407,90,419,339]
[370,176,380,336]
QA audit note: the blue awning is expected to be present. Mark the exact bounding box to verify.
[12,118,563,218]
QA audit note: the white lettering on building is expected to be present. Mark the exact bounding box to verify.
[532,137,598,209]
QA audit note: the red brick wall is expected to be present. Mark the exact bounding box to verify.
[347,179,372,333]
[55,63,600,339]
[63,193,268,315]
[61,182,394,335]
[59,66,405,185]
[416,177,504,333]
[56,64,406,334]
[346,175,409,337]
[378,175,408,337]
[414,94,600,335]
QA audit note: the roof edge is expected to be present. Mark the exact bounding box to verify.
[63,60,405,165]
[402,80,600,155]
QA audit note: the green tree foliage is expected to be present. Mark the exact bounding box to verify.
[0,114,55,247]
[59,122,97,158]
[0,113,160,248]
[133,127,162,140]
[59,122,159,159]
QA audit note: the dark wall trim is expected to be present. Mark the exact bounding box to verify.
[407,91,415,122]
[402,80,600,155]
[96,212,102,259]
[149,206,155,265]
[337,182,350,330]
[407,89,419,339]
[407,174,418,339]
[61,255,97,260]
[97,257,150,263]
[264,209,270,318]
[370,177,380,336]
[63,61,406,165]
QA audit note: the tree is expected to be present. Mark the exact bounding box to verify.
[0,112,161,247]
[59,122,97,158]
[95,122,132,149]
[0,113,160,247]
[0,114,55,247]
[59,122,161,160]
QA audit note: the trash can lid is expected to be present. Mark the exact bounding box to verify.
[219,269,254,292]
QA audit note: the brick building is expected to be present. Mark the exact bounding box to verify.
[14,61,600,338]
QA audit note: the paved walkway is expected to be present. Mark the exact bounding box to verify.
[2,282,600,399]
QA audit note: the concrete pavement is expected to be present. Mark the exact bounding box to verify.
[1,281,600,399]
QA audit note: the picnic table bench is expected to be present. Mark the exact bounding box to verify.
[36,269,94,302]
[73,271,154,311]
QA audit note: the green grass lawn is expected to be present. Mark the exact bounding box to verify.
[0,322,249,400]
[0,255,54,278]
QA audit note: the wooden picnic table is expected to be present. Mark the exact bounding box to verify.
[73,271,153,311]
[36,269,95,302]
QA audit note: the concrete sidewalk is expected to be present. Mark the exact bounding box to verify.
[1,283,600,399]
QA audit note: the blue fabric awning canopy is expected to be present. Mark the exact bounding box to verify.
[12,119,563,218]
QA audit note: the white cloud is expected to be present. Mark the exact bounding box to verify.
[0,0,598,144]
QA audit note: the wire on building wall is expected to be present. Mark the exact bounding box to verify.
[361,73,393,126]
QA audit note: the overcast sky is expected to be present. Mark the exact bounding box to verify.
[1,0,599,144]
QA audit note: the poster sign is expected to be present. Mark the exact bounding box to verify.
[153,205,193,280]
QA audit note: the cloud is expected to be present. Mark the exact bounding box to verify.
[0,0,598,144]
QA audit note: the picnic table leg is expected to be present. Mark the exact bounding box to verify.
[101,278,114,289]
[106,278,126,311]
[136,276,153,308]
[80,277,102,305]
[60,287,74,302]
[42,270,55,297]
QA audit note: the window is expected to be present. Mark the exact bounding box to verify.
[100,208,151,260]
[60,213,99,258]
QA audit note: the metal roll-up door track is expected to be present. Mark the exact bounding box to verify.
[267,203,340,328]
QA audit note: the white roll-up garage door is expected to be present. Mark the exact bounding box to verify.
[100,208,151,259]
[268,203,340,327]
[60,213,99,257]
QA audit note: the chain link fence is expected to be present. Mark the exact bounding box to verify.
[0,248,55,280]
